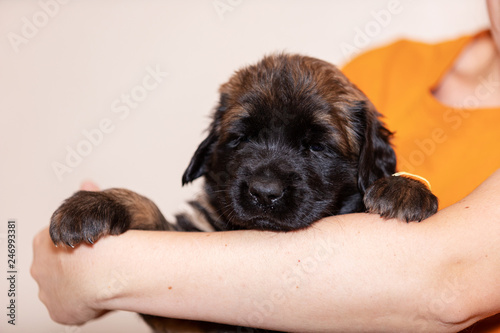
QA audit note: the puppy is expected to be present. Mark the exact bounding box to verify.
[50,53,438,332]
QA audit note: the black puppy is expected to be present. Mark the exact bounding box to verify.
[50,53,438,332]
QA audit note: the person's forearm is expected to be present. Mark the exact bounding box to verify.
[62,169,500,332]
[94,165,500,333]
[94,219,453,332]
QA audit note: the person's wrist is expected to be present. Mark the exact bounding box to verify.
[71,236,124,314]
[84,231,146,314]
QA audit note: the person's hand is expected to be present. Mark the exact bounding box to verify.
[31,181,109,325]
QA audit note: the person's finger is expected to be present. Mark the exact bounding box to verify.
[31,227,48,277]
[80,180,100,191]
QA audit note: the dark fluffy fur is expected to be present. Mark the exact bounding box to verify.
[50,53,438,332]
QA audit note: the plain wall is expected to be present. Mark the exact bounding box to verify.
[0,1,489,332]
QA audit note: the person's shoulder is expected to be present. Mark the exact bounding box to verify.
[342,35,472,82]
[341,34,475,105]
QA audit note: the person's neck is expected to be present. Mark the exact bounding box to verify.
[455,32,500,80]
[433,31,500,108]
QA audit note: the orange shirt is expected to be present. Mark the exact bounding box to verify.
[343,33,500,209]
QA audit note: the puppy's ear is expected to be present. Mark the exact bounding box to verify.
[181,94,227,185]
[181,131,218,185]
[354,100,396,193]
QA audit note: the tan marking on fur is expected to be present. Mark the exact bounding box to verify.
[103,188,172,231]
[218,106,249,143]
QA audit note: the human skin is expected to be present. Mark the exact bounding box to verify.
[31,169,500,332]
[487,0,500,51]
[433,0,500,108]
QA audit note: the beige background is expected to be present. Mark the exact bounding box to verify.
[0,1,489,332]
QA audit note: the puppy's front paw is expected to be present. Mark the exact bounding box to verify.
[50,191,131,247]
[363,175,438,222]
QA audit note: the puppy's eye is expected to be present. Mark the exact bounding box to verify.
[228,136,249,148]
[308,143,325,152]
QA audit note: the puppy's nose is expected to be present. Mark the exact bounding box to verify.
[248,177,284,206]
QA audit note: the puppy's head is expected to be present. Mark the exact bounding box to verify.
[182,53,395,231]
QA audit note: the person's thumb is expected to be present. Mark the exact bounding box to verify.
[80,180,100,191]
